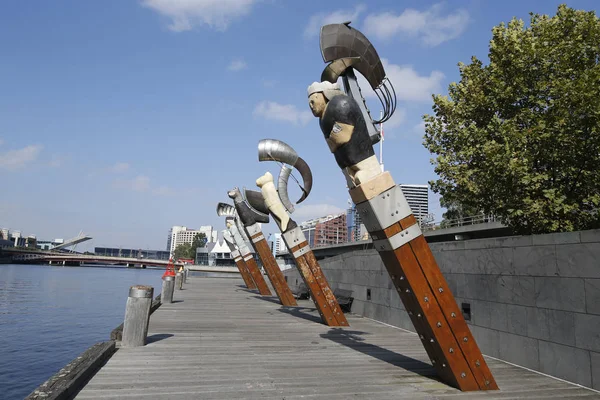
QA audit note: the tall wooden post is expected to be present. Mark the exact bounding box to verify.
[229,222,272,296]
[281,226,348,327]
[231,249,257,289]
[122,285,153,347]
[349,172,498,390]
[246,223,297,306]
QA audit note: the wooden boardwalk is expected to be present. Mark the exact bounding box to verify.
[76,277,600,399]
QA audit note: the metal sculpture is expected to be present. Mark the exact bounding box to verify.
[228,187,297,306]
[256,139,348,327]
[306,22,498,391]
[216,202,271,295]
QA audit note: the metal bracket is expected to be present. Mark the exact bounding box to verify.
[231,249,240,258]
[239,244,252,257]
[243,254,254,262]
[356,184,413,231]
[373,224,422,252]
[283,227,307,248]
[252,233,265,243]
[246,223,261,237]
[292,245,310,258]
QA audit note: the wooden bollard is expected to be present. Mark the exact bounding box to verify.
[161,276,175,304]
[122,285,153,347]
[183,269,188,283]
[176,272,183,290]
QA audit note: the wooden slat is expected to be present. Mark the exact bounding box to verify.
[252,236,297,306]
[243,256,272,296]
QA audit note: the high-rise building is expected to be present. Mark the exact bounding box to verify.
[399,184,429,225]
[346,201,363,242]
[167,225,217,256]
[267,233,288,256]
[299,213,347,248]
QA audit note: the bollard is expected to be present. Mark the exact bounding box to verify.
[183,268,188,283]
[161,276,175,304]
[122,285,154,347]
[176,272,183,290]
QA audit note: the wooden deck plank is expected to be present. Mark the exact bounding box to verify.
[75,277,600,400]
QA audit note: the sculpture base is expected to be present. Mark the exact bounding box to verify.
[350,172,498,391]
[248,225,297,306]
[282,227,348,327]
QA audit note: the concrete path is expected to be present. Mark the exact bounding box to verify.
[76,277,600,399]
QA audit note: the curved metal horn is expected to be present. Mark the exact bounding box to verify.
[294,157,312,204]
[257,139,313,206]
[278,165,295,213]
[320,23,385,89]
[216,202,236,217]
[258,139,298,165]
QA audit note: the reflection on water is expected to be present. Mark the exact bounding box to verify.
[0,264,162,399]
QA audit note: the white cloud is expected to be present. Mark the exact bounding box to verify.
[357,58,444,103]
[363,3,469,46]
[304,5,366,38]
[110,162,130,173]
[227,59,247,71]
[0,144,42,170]
[294,203,345,221]
[49,154,67,168]
[113,175,174,196]
[253,101,313,126]
[141,0,257,32]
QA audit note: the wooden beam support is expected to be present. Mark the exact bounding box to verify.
[231,250,256,290]
[282,228,348,327]
[247,224,297,306]
[241,251,272,296]
[350,173,498,391]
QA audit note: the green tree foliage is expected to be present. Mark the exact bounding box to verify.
[173,243,194,261]
[173,233,207,261]
[191,233,207,251]
[423,5,600,234]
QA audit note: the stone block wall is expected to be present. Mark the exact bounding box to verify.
[282,229,600,390]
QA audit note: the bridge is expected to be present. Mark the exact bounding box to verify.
[9,250,183,268]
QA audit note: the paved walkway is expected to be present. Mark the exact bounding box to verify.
[76,277,600,399]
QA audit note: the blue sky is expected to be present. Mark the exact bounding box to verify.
[0,0,597,250]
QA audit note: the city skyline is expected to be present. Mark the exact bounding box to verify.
[1,0,595,249]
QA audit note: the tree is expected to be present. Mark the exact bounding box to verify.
[423,5,600,234]
[191,233,207,251]
[173,233,207,261]
[173,243,194,261]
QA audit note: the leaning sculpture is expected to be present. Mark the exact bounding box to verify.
[255,139,348,326]
[306,22,498,391]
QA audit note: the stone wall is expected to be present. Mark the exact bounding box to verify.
[282,229,600,390]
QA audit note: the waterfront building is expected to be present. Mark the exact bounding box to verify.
[299,213,348,248]
[94,247,171,261]
[399,184,429,225]
[1,228,9,241]
[195,239,234,266]
[167,225,217,256]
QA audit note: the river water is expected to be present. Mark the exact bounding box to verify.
[0,264,163,399]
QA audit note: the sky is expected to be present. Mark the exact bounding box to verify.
[0,0,597,251]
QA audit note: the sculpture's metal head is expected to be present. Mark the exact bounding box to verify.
[216,202,236,218]
[320,22,385,89]
[227,188,243,204]
[228,187,269,226]
[318,21,397,129]
[258,139,313,213]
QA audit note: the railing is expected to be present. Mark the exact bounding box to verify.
[421,214,499,232]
